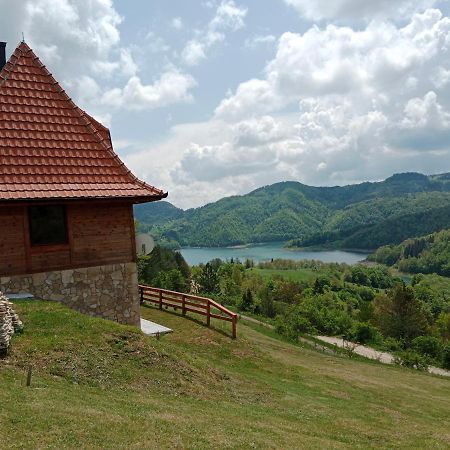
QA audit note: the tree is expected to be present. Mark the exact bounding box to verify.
[313,276,330,294]
[138,246,190,289]
[240,289,254,312]
[198,262,219,294]
[153,269,188,292]
[273,281,305,304]
[259,284,276,318]
[435,312,450,341]
[373,285,428,344]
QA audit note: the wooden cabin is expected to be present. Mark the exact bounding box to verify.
[0,41,167,325]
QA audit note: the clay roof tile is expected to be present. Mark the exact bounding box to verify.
[0,41,167,203]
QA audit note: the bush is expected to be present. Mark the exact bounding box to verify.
[442,345,450,370]
[275,311,314,341]
[382,337,404,352]
[411,336,443,360]
[274,315,288,337]
[290,315,314,335]
[351,322,381,345]
[394,350,429,371]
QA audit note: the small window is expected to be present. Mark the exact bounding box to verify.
[29,205,68,246]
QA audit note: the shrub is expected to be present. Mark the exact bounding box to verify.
[290,315,314,335]
[442,345,450,370]
[411,336,443,360]
[435,312,450,341]
[394,350,429,371]
[275,311,314,341]
[351,322,381,345]
[383,337,404,352]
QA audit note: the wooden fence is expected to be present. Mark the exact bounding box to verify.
[139,285,238,339]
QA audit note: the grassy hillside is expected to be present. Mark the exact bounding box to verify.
[135,172,450,248]
[1,300,449,449]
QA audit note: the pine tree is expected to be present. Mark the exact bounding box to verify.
[240,289,253,312]
[374,284,428,344]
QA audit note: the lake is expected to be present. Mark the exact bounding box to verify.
[179,242,368,266]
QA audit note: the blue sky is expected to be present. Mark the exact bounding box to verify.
[2,0,450,208]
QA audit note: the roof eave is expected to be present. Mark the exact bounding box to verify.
[0,192,168,206]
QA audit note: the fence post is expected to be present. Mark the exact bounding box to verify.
[232,314,237,339]
[139,286,144,305]
[182,295,186,316]
[159,290,163,310]
[206,301,211,327]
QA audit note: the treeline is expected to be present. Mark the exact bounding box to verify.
[368,229,450,277]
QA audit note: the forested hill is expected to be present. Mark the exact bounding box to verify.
[368,228,450,277]
[134,172,450,248]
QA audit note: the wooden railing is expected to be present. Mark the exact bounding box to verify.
[139,285,238,339]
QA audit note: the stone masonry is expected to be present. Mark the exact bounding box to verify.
[0,262,140,326]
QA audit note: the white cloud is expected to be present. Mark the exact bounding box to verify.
[284,0,440,21]
[402,91,450,128]
[7,0,123,78]
[144,32,171,54]
[245,34,277,49]
[101,71,197,111]
[216,79,283,119]
[181,0,247,66]
[182,40,207,66]
[171,17,183,30]
[216,9,450,120]
[0,0,198,117]
[126,8,450,208]
[3,1,450,209]
[119,49,138,77]
[210,0,247,30]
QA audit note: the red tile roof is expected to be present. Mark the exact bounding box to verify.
[0,41,167,202]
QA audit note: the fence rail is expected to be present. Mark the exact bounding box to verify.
[139,285,237,338]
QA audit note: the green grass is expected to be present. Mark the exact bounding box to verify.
[252,268,318,283]
[1,300,449,449]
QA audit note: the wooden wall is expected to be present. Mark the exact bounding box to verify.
[0,202,136,277]
[0,206,27,275]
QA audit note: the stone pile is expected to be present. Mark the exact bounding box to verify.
[0,292,23,355]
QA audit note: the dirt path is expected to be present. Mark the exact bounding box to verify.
[316,335,450,378]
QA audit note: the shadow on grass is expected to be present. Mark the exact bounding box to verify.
[141,302,235,340]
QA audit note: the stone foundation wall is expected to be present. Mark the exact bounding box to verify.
[0,262,140,326]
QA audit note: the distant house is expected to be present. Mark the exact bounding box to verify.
[0,41,167,325]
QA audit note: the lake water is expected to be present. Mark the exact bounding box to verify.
[179,242,368,266]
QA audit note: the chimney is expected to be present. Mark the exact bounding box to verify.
[0,42,6,70]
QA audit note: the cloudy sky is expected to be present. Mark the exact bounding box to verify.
[2,0,450,208]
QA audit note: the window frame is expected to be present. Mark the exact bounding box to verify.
[28,204,69,248]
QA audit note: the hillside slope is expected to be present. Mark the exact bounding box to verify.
[369,228,450,276]
[1,301,449,449]
[135,172,450,248]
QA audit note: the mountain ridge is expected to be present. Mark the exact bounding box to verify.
[134,172,450,248]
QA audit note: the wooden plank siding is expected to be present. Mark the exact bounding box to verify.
[0,202,136,277]
[0,206,27,275]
